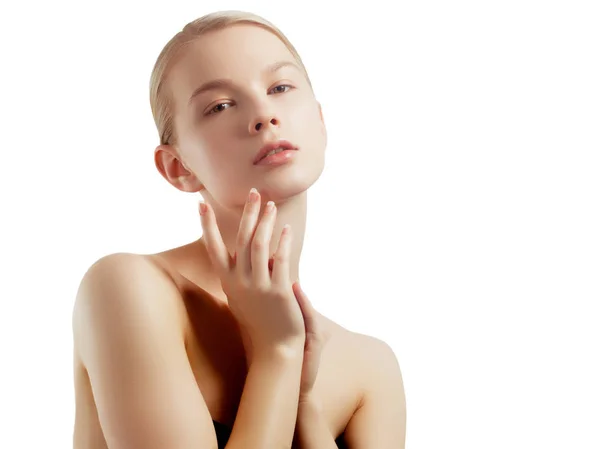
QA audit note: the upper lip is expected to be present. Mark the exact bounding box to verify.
[253,139,298,164]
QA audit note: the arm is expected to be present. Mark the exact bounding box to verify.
[293,396,340,449]
[228,345,304,449]
[342,336,407,448]
[73,253,218,449]
[73,253,304,449]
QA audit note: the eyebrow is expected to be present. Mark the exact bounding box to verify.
[187,60,301,106]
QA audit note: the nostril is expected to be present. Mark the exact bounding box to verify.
[254,118,277,131]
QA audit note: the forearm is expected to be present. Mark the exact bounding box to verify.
[226,345,304,449]
[293,396,339,449]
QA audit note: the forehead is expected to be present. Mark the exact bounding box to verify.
[169,24,295,95]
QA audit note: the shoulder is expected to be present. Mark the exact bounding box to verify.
[73,252,181,309]
[348,331,405,431]
[326,318,402,399]
[71,253,219,449]
[351,331,400,376]
[72,252,188,359]
[314,314,404,424]
[350,332,399,365]
[317,312,398,366]
[334,329,406,447]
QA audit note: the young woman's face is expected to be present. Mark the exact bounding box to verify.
[167,24,327,207]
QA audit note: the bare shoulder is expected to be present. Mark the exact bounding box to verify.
[349,328,403,398]
[350,330,399,365]
[319,312,400,382]
[72,252,217,449]
[310,311,405,439]
[73,252,185,334]
[316,311,395,354]
[339,328,406,447]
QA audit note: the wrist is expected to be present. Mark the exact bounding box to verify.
[298,393,322,413]
[253,340,305,365]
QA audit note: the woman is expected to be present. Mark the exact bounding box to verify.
[72,10,406,449]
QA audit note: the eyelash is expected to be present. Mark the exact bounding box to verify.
[206,84,294,116]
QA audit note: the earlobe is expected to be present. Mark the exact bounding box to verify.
[154,144,203,193]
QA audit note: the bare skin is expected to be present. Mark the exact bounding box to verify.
[73,244,367,448]
[72,22,406,448]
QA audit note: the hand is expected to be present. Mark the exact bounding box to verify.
[292,282,332,402]
[199,188,306,361]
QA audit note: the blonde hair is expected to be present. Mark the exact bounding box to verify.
[149,10,312,147]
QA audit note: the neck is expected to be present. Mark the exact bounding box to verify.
[199,190,307,284]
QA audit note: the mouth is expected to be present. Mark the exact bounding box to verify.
[253,139,298,165]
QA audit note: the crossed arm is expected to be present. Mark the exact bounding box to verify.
[74,253,406,449]
[295,336,407,449]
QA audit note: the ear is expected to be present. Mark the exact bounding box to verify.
[154,144,204,193]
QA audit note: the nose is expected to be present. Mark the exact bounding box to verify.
[249,113,280,134]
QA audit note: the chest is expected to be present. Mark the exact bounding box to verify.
[181,293,359,441]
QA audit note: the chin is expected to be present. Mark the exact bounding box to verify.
[260,157,325,203]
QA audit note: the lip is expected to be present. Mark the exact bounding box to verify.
[253,139,298,165]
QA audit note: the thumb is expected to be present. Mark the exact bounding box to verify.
[293,282,317,336]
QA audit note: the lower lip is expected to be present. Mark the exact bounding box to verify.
[255,149,297,166]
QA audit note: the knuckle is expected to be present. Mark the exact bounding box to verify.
[274,252,287,264]
[236,233,249,247]
[232,273,249,289]
[251,238,265,252]
[239,275,252,288]
[254,282,270,295]
[272,284,289,299]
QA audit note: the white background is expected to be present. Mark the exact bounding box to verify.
[1,0,598,447]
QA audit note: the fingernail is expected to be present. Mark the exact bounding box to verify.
[199,203,207,215]
[249,187,258,200]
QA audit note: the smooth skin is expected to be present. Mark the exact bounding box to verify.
[72,22,406,449]
[200,189,306,357]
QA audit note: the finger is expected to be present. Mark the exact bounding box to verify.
[271,224,292,287]
[199,202,231,275]
[236,188,261,275]
[251,201,277,286]
[293,282,317,336]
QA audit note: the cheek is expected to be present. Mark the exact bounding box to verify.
[183,137,230,179]
[291,102,321,134]
[293,108,327,154]
[197,128,235,162]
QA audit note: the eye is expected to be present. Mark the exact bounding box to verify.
[206,102,231,116]
[270,84,293,94]
[205,85,294,116]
